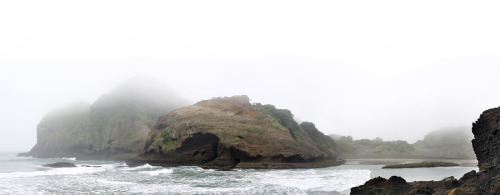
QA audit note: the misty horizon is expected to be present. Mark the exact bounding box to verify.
[1,1,500,153]
[0,75,487,152]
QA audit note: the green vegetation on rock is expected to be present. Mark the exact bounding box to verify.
[253,103,301,139]
[300,122,336,150]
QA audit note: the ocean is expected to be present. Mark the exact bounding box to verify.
[0,153,477,194]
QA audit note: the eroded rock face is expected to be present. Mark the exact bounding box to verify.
[128,95,344,169]
[472,107,500,169]
[351,106,500,194]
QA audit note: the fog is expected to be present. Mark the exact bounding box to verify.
[1,1,500,152]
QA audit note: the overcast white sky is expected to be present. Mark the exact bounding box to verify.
[1,1,500,152]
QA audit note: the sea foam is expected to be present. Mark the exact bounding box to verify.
[0,166,105,178]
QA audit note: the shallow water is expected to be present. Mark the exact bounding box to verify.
[0,153,477,194]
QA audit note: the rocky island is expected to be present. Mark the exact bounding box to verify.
[351,106,500,194]
[127,95,344,169]
[20,86,343,170]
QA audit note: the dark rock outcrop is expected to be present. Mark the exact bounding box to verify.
[20,79,188,160]
[351,176,413,194]
[352,175,470,194]
[351,106,500,194]
[472,107,500,170]
[128,95,344,169]
[43,162,76,168]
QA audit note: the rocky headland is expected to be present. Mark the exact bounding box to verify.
[351,106,500,194]
[127,95,344,169]
[19,79,188,160]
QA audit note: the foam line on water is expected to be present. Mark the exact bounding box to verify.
[123,163,160,171]
[255,168,371,193]
[0,166,106,178]
[141,168,174,176]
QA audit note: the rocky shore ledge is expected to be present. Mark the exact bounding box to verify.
[351,106,500,194]
[42,162,76,168]
[382,161,459,169]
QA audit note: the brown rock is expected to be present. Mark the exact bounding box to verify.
[128,95,343,169]
[447,188,468,195]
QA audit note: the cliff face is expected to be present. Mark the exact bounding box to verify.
[22,80,188,160]
[129,95,343,169]
[351,107,500,194]
[27,101,91,158]
[472,107,500,169]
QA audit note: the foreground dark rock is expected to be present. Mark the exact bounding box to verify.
[128,95,344,170]
[382,161,459,169]
[351,175,467,194]
[43,162,76,168]
[351,106,500,194]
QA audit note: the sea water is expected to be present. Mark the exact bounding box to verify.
[0,153,477,194]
